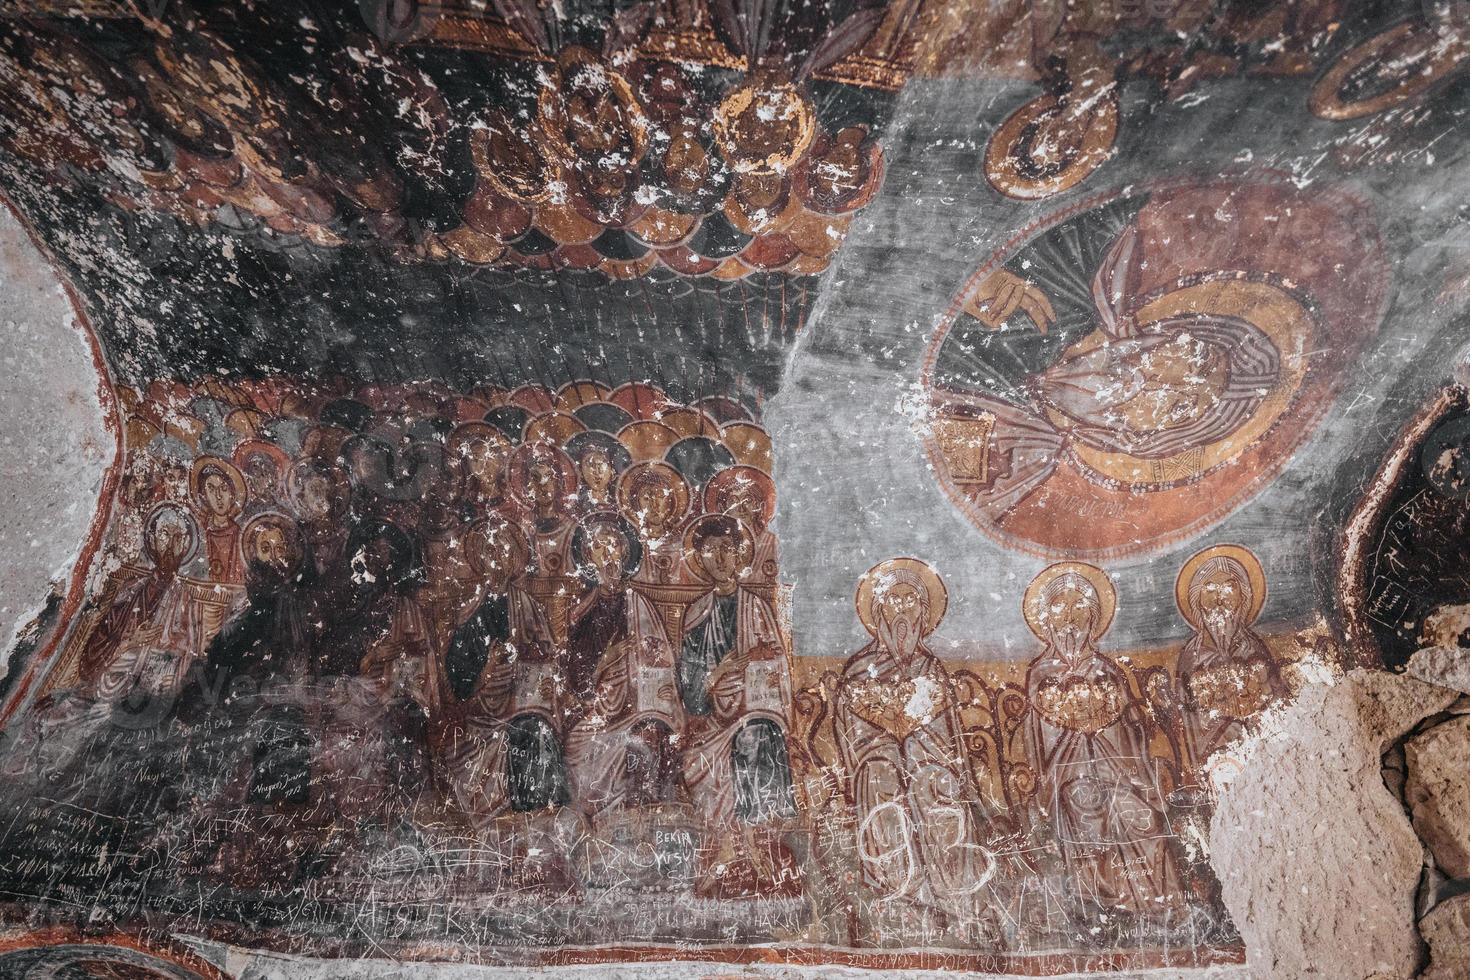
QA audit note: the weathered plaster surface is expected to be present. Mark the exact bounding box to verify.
[0,205,108,664]
[1210,661,1469,979]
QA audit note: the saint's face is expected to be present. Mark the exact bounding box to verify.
[1196,566,1247,642]
[300,476,336,522]
[635,484,675,531]
[351,536,396,585]
[529,463,560,510]
[579,450,614,495]
[1196,568,1244,619]
[201,471,238,517]
[472,534,521,590]
[585,526,626,582]
[728,486,766,532]
[877,583,923,637]
[465,440,508,490]
[147,517,189,570]
[123,464,157,509]
[252,526,296,577]
[242,455,278,502]
[163,462,189,499]
[1043,583,1096,656]
[698,532,743,585]
[1113,334,1230,435]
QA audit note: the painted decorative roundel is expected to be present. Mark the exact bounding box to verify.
[921,176,1389,560]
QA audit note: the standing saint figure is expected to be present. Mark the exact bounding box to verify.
[1022,562,1187,921]
[562,513,681,816]
[677,515,799,897]
[1174,544,1286,774]
[432,518,565,825]
[834,558,996,927]
[192,456,247,585]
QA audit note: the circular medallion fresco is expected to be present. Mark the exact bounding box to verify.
[921,176,1388,560]
[1342,387,1470,670]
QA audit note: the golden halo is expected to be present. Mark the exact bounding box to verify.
[1310,21,1470,121]
[537,47,650,167]
[524,410,586,447]
[855,557,948,637]
[616,460,691,531]
[1022,561,1116,643]
[713,80,817,176]
[681,514,756,584]
[1174,544,1267,629]
[617,419,681,461]
[984,92,1119,201]
[190,455,246,515]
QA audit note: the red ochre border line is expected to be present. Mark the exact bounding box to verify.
[490,943,1246,972]
[0,924,1248,973]
[183,937,1248,973]
[0,193,124,731]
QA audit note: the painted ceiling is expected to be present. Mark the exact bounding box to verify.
[0,0,1468,975]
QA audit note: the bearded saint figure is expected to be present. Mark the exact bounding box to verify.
[77,502,206,696]
[1174,546,1287,773]
[939,214,1282,519]
[834,558,996,926]
[1022,563,1187,921]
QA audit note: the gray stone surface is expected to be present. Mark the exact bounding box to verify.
[1209,670,1458,980]
[0,205,110,666]
[1408,645,1470,697]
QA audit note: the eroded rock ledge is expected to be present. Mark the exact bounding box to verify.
[1211,649,1470,980]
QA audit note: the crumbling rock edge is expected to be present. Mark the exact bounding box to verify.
[1210,648,1470,980]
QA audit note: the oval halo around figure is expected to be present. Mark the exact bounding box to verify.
[854,557,948,637]
[984,90,1120,201]
[1021,561,1115,645]
[922,176,1389,560]
[1309,19,1470,121]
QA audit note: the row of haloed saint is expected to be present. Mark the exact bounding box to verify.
[828,549,1288,929]
[49,404,804,897]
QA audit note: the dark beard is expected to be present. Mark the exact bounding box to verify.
[1049,624,1087,661]
[878,614,922,661]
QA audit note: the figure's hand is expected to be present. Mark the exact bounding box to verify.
[964,268,1056,333]
[708,651,750,712]
[359,644,398,680]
